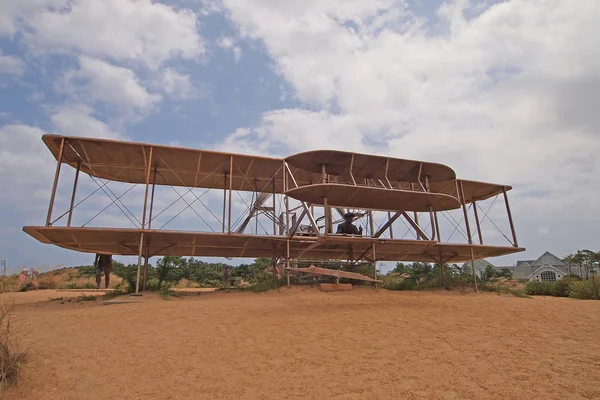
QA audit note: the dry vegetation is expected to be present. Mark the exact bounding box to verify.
[0,292,27,392]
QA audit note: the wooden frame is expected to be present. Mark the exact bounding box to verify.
[25,134,526,290]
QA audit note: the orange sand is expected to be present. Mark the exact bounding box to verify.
[4,287,600,400]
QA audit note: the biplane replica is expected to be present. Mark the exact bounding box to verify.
[23,135,525,293]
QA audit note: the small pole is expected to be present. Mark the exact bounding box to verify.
[46,138,65,226]
[1,260,6,292]
[67,160,81,227]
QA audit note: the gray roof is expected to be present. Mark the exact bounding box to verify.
[531,251,565,267]
[461,259,495,270]
[516,260,535,267]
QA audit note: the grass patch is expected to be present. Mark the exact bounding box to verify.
[0,293,27,392]
[479,283,530,298]
[77,295,97,302]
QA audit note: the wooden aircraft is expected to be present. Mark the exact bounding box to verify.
[22,135,525,293]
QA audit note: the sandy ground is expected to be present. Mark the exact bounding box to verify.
[3,287,600,400]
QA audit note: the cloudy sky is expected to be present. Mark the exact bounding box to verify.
[0,0,598,274]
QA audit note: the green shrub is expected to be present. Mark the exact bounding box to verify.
[554,277,579,297]
[569,279,600,300]
[146,278,161,291]
[524,281,556,296]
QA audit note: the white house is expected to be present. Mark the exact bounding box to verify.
[460,259,496,279]
[462,251,588,282]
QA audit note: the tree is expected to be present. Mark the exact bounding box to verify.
[563,253,576,275]
[155,256,185,289]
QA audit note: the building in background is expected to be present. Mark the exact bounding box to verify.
[462,251,588,282]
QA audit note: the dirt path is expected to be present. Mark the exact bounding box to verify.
[4,287,600,399]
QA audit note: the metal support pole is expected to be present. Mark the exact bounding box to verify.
[368,211,375,237]
[228,156,233,233]
[502,188,518,247]
[472,200,483,245]
[135,147,153,295]
[67,160,81,227]
[46,138,65,226]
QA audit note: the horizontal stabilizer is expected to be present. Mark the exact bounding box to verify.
[287,265,382,283]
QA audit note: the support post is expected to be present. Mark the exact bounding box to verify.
[46,138,65,226]
[283,161,289,235]
[502,187,518,247]
[222,174,227,233]
[368,211,375,237]
[272,179,276,235]
[459,181,473,243]
[470,245,478,293]
[323,197,329,236]
[387,212,394,239]
[459,180,477,293]
[414,212,419,240]
[440,257,445,287]
[372,242,377,288]
[67,160,81,227]
[228,156,233,233]
[135,147,153,295]
[143,166,158,291]
[472,200,483,245]
[434,212,441,242]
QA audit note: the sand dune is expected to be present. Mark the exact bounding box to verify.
[5,287,600,400]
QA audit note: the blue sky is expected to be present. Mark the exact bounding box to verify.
[1,0,599,274]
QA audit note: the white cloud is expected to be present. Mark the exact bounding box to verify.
[62,56,162,120]
[0,124,56,211]
[0,50,24,76]
[159,68,198,100]
[4,0,204,68]
[217,0,600,261]
[217,36,242,63]
[50,104,124,140]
